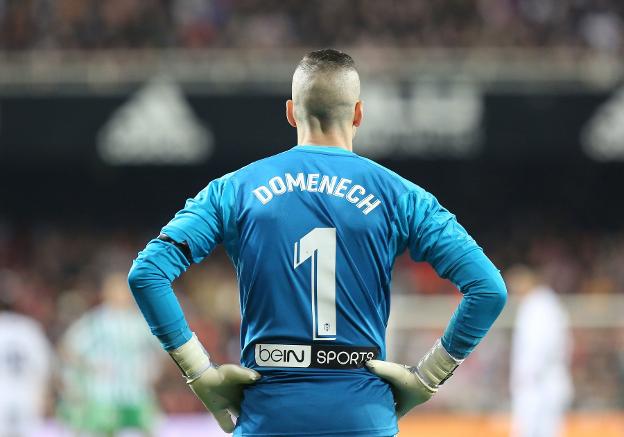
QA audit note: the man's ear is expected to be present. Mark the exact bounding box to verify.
[286,100,297,128]
[353,100,363,127]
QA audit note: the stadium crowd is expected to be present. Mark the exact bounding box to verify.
[1,222,623,415]
[1,0,623,53]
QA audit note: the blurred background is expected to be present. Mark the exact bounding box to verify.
[1,0,624,436]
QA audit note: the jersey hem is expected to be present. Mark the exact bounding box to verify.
[234,425,398,436]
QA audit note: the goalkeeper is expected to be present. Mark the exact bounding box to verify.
[128,49,507,436]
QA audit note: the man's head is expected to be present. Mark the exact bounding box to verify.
[0,270,21,313]
[101,271,134,309]
[287,49,362,142]
[505,264,540,298]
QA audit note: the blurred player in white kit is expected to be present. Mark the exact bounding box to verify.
[0,272,52,437]
[508,265,573,437]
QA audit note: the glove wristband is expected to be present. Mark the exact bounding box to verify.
[169,333,212,383]
[410,366,438,394]
[416,339,462,389]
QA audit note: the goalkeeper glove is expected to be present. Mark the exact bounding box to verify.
[366,339,462,417]
[169,333,260,433]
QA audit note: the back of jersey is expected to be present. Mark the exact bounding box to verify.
[231,145,404,436]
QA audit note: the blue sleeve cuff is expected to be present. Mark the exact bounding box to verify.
[160,327,193,351]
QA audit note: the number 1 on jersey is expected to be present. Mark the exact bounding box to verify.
[293,228,336,340]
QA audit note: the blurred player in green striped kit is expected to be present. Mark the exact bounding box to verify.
[57,271,162,436]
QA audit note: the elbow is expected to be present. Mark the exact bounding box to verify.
[128,240,185,294]
[489,270,508,314]
[127,260,143,292]
[127,257,155,293]
[468,268,507,316]
[495,285,508,314]
[128,251,172,295]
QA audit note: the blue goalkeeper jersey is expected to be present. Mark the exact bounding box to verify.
[129,144,506,437]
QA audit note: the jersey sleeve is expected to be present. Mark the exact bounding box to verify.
[395,188,479,276]
[395,188,507,359]
[161,174,237,264]
[128,174,238,350]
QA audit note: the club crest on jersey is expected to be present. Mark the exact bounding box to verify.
[252,172,381,215]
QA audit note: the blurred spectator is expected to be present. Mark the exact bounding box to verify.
[56,270,162,436]
[0,271,52,437]
[579,10,623,53]
[2,0,624,52]
[507,265,573,437]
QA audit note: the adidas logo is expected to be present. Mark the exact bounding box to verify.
[356,81,483,158]
[582,86,624,161]
[97,76,214,165]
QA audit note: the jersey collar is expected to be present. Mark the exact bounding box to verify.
[293,144,356,156]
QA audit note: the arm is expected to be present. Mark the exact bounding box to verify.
[367,188,507,416]
[127,238,193,350]
[128,176,259,433]
[440,249,507,359]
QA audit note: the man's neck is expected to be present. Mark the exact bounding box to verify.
[297,129,353,152]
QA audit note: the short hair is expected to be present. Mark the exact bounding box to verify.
[292,49,360,128]
[296,49,357,73]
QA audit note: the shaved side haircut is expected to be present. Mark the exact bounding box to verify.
[292,49,360,130]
